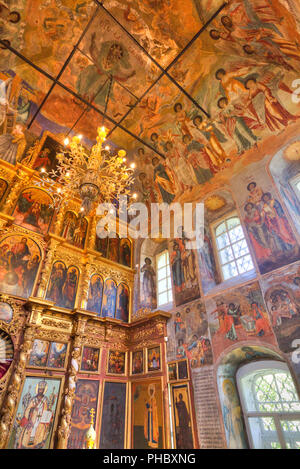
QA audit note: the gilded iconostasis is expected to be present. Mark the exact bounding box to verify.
[0,0,300,450]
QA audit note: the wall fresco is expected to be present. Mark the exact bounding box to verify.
[206,281,276,360]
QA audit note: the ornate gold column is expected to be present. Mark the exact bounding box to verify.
[53,200,69,237]
[75,259,88,310]
[1,167,32,216]
[36,238,60,298]
[87,214,97,251]
[0,305,40,449]
[56,314,87,449]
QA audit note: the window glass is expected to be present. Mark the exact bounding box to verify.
[156,250,173,307]
[238,362,300,449]
[214,215,254,280]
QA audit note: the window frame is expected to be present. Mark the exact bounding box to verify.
[289,174,300,202]
[211,210,254,282]
[156,249,173,307]
[237,360,300,449]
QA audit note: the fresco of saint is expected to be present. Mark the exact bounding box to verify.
[120,238,131,267]
[0,235,41,298]
[141,257,156,308]
[170,233,200,306]
[147,346,160,372]
[60,212,87,249]
[152,157,176,204]
[144,384,159,449]
[46,263,79,310]
[173,387,193,449]
[116,283,130,322]
[107,350,125,374]
[95,232,109,257]
[207,283,276,360]
[107,236,120,263]
[47,342,67,369]
[67,379,99,449]
[12,188,54,234]
[132,350,143,374]
[221,378,247,449]
[102,279,117,318]
[243,183,299,274]
[31,135,63,176]
[80,346,100,372]
[100,382,127,449]
[262,263,300,352]
[8,377,61,449]
[87,274,103,315]
[76,34,136,109]
[28,339,49,368]
[0,124,26,165]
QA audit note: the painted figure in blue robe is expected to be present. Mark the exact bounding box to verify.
[102,280,117,318]
[87,275,103,315]
[116,284,129,322]
[171,241,185,293]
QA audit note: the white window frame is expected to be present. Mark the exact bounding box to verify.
[237,360,300,449]
[156,249,173,307]
[211,211,254,282]
[289,174,300,202]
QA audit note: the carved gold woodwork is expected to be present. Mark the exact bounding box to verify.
[56,315,87,449]
[0,322,37,449]
[0,229,49,300]
[53,198,90,239]
[21,140,40,168]
[39,245,84,308]
[75,261,88,310]
[0,214,14,229]
[35,238,63,298]
[129,312,170,348]
[32,311,71,343]
[0,166,13,183]
[53,200,70,236]
[105,323,129,348]
[132,307,152,321]
[1,170,32,215]
[0,296,26,409]
[40,316,72,333]
[80,255,134,311]
[87,215,98,251]
[83,321,105,348]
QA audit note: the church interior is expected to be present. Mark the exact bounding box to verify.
[0,0,300,450]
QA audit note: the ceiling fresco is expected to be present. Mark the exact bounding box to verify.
[1,0,300,202]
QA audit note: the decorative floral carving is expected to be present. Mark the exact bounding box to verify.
[0,323,37,449]
[0,296,26,408]
[132,307,152,321]
[1,172,32,215]
[41,317,72,331]
[56,316,86,449]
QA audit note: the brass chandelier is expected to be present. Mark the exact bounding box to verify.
[38,126,135,215]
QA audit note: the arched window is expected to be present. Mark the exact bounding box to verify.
[237,361,300,449]
[156,249,173,307]
[213,214,254,281]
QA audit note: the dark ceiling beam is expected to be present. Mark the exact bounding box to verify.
[75,46,140,101]
[27,4,101,129]
[93,0,227,120]
[0,40,166,159]
[66,78,110,137]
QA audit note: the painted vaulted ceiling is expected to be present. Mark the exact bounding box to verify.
[1,0,300,204]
